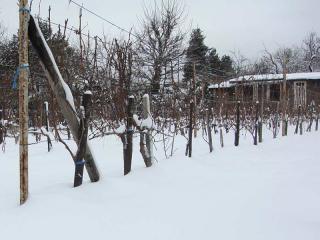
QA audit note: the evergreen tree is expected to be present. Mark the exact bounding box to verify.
[183,28,208,83]
[220,55,233,75]
[207,48,221,75]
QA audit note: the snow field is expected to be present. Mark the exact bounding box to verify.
[1,127,320,240]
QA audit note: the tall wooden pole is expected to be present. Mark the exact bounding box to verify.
[19,0,29,205]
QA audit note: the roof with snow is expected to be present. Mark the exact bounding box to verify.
[208,72,320,89]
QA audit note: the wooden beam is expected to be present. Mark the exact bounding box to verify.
[28,16,100,182]
[19,0,29,205]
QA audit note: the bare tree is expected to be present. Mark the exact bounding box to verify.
[303,32,320,72]
[135,0,186,93]
[263,46,305,74]
[0,21,5,41]
[230,50,251,76]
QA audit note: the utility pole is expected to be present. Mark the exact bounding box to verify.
[19,0,29,205]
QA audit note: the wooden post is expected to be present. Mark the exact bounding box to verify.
[219,127,224,148]
[0,108,4,145]
[73,91,91,187]
[282,69,287,136]
[258,85,264,143]
[235,101,240,147]
[44,101,52,152]
[254,101,259,145]
[299,115,303,135]
[274,102,280,138]
[124,96,134,175]
[140,94,152,167]
[28,16,100,182]
[206,108,213,153]
[188,100,194,157]
[19,0,29,205]
[316,108,319,131]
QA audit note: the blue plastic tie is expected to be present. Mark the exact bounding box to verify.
[20,63,29,69]
[11,68,19,89]
[19,7,30,13]
[75,160,85,166]
[11,64,30,90]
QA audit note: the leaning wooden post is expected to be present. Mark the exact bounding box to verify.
[19,0,29,205]
[28,16,99,182]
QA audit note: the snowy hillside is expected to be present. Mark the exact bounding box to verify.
[1,129,320,240]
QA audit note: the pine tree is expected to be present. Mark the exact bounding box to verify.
[207,48,221,75]
[220,55,233,75]
[183,28,208,83]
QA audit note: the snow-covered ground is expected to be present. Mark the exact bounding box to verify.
[1,128,320,240]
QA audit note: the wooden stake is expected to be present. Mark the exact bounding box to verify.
[254,101,259,145]
[123,96,134,175]
[282,69,287,136]
[19,0,29,205]
[44,101,52,152]
[235,101,240,147]
[206,108,213,153]
[188,100,194,158]
[142,94,153,166]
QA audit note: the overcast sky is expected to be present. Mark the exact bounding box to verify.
[1,0,319,59]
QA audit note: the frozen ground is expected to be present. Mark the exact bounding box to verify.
[1,128,320,240]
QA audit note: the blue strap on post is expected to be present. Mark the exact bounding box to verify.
[20,63,29,69]
[11,68,19,89]
[11,64,29,90]
[75,160,85,166]
[19,7,30,13]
